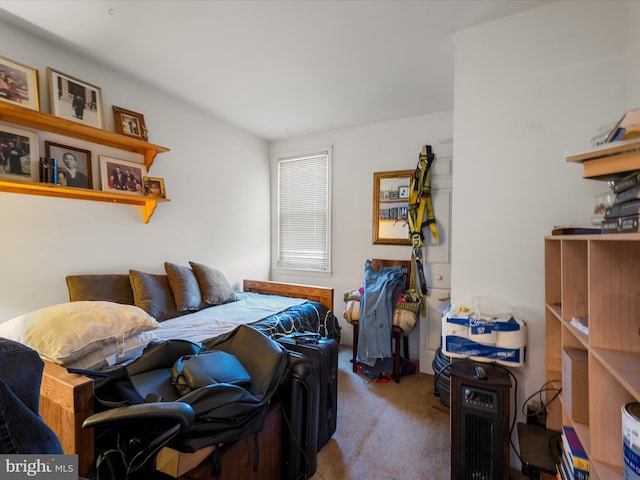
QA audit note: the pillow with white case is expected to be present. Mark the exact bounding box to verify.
[0,301,159,366]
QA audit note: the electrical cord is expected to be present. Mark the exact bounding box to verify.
[521,379,562,420]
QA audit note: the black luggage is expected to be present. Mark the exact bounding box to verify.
[277,352,320,480]
[277,334,338,450]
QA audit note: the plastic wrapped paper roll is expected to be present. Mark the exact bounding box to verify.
[468,320,496,346]
[442,316,469,338]
[495,318,527,349]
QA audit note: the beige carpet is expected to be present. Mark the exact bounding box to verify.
[311,346,451,479]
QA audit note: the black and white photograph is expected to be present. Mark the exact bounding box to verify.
[100,155,146,196]
[45,141,92,189]
[0,123,38,181]
[47,67,104,128]
[113,106,147,140]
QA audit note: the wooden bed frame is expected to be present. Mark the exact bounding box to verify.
[39,280,334,478]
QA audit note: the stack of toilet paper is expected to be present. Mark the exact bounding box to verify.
[442,304,527,366]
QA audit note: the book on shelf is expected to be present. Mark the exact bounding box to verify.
[570,316,589,335]
[602,214,640,234]
[39,158,59,184]
[620,123,640,141]
[604,198,640,219]
[605,107,640,143]
[613,169,640,194]
[557,459,568,480]
[560,446,589,479]
[561,426,590,474]
[613,182,640,205]
[561,446,589,479]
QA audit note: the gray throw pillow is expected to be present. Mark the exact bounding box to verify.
[189,262,237,306]
[164,262,206,312]
[129,270,180,321]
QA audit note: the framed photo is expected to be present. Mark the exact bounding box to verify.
[99,156,146,196]
[113,106,148,140]
[0,123,38,181]
[47,67,104,129]
[45,141,92,189]
[398,186,409,199]
[143,176,166,198]
[0,55,40,111]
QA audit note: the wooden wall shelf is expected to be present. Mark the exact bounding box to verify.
[0,102,170,170]
[0,178,169,223]
[566,138,640,179]
[0,102,171,222]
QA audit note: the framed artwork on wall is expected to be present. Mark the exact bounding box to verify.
[0,123,38,181]
[373,170,413,245]
[0,55,40,111]
[47,67,104,129]
[143,176,166,198]
[113,106,148,140]
[99,155,146,196]
[45,141,92,189]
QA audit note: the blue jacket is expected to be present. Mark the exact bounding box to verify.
[357,259,405,367]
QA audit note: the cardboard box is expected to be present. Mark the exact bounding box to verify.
[562,348,589,424]
[155,445,215,478]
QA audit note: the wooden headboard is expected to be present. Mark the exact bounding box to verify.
[242,279,334,312]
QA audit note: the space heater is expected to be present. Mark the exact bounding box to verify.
[450,362,512,480]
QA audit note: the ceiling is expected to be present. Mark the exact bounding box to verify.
[0,0,555,141]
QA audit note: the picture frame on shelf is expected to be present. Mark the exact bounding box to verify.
[47,67,104,129]
[143,176,166,198]
[99,155,146,196]
[0,55,40,111]
[45,141,92,189]
[113,106,148,140]
[398,186,409,199]
[0,123,38,181]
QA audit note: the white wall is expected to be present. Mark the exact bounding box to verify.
[270,111,453,359]
[0,19,271,321]
[629,1,640,109]
[452,0,628,464]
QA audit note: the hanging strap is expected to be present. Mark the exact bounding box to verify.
[407,145,438,312]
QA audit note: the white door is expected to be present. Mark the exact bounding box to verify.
[417,142,452,374]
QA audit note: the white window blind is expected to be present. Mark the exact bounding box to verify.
[277,150,330,272]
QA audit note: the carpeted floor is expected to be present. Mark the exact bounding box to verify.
[311,346,451,479]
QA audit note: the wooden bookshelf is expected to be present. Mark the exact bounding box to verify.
[545,233,640,479]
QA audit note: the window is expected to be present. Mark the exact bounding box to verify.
[273,147,331,273]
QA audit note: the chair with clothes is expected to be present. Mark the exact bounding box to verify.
[0,337,194,480]
[350,259,414,383]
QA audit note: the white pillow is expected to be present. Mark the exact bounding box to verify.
[0,301,159,365]
[65,331,159,370]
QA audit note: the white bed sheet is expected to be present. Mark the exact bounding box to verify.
[154,292,306,343]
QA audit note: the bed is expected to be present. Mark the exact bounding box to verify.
[14,269,338,478]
